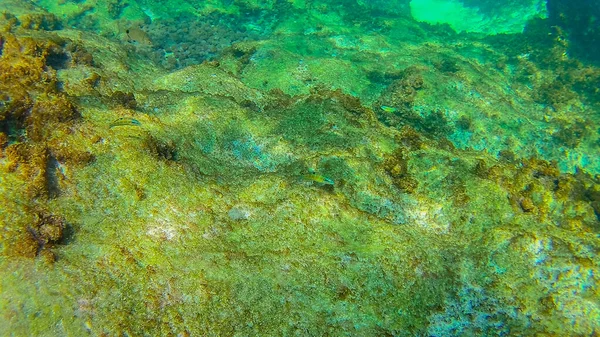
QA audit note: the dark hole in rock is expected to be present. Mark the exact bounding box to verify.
[233,49,246,58]
[46,50,70,70]
[110,91,137,109]
[45,153,61,198]
[149,137,179,162]
[58,222,75,245]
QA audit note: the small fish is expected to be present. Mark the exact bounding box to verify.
[126,27,153,46]
[109,117,142,128]
[303,173,334,185]
[380,105,398,113]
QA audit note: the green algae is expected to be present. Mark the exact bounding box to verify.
[1,1,600,336]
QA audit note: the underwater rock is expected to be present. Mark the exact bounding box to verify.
[228,206,251,221]
[384,147,419,194]
[19,12,62,31]
[548,0,600,65]
[143,14,264,70]
[2,209,67,261]
[109,90,137,109]
[0,1,599,336]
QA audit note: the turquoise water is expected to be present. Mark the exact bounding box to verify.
[0,0,599,336]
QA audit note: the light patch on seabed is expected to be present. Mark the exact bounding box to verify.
[409,0,547,34]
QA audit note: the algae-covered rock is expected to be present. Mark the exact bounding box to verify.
[0,0,599,336]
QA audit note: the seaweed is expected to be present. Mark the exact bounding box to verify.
[19,13,62,31]
[147,136,179,162]
[2,205,69,262]
[5,143,54,198]
[373,66,455,138]
[384,147,419,194]
[375,66,424,115]
[109,91,138,109]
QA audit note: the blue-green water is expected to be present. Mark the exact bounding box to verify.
[0,1,599,336]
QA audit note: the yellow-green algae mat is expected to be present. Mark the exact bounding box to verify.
[1,8,600,337]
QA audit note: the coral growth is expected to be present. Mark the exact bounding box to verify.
[141,14,268,69]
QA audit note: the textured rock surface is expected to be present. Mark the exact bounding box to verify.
[0,1,598,336]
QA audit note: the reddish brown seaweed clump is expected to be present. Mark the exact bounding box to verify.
[475,154,599,230]
[0,33,66,139]
[5,143,52,198]
[4,209,67,262]
[0,32,93,196]
[26,93,80,142]
[0,30,95,260]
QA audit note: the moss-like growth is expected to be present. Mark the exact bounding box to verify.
[433,58,460,74]
[0,2,599,336]
[533,79,577,110]
[384,147,418,193]
[51,143,95,167]
[0,33,83,143]
[109,90,137,109]
[19,12,62,31]
[375,66,424,114]
[0,132,7,150]
[107,0,128,19]
[273,88,367,150]
[551,119,590,148]
[474,154,600,229]
[5,143,55,198]
[146,135,178,162]
[3,209,66,261]
[26,94,79,142]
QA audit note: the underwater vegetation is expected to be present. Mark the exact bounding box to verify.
[548,0,600,65]
[0,0,599,336]
[141,12,272,70]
